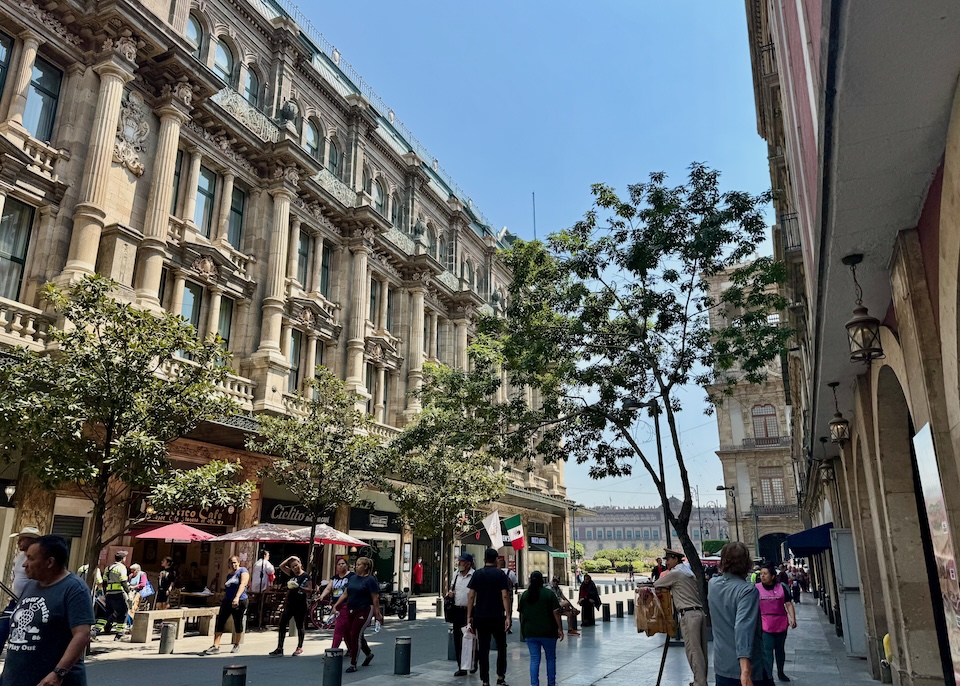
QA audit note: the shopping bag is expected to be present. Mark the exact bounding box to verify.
[140,580,155,598]
[460,626,477,671]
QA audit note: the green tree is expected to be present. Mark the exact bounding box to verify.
[384,363,507,592]
[0,276,249,588]
[248,367,382,574]
[569,541,585,561]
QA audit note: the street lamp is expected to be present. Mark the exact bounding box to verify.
[624,397,670,548]
[717,485,741,543]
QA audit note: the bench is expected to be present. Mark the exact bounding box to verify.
[182,607,219,637]
[130,609,186,643]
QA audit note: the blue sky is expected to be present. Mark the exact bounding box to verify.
[301,1,772,508]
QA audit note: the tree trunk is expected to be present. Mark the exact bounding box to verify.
[306,518,318,576]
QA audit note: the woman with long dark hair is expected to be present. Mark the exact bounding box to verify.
[518,571,564,686]
[577,574,601,627]
[155,557,177,610]
[332,556,382,673]
[203,556,249,655]
[319,558,354,650]
[269,556,312,656]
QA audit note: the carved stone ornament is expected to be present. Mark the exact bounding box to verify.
[411,270,431,282]
[273,165,300,186]
[182,121,257,177]
[292,197,337,233]
[192,256,218,280]
[19,0,81,46]
[161,81,194,107]
[113,90,149,176]
[352,227,376,246]
[104,36,138,62]
[299,309,315,326]
[368,342,383,361]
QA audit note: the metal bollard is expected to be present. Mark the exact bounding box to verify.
[602,603,611,622]
[627,599,635,615]
[408,600,417,621]
[436,598,443,617]
[395,636,412,675]
[222,665,246,686]
[448,628,457,661]
[616,600,624,618]
[158,621,177,654]
[323,649,344,686]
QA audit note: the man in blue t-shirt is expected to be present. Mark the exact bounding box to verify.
[467,548,511,686]
[2,535,94,686]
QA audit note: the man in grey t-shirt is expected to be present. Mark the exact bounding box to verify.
[2,536,94,686]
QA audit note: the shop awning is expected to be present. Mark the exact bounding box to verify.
[529,542,568,558]
[786,522,834,557]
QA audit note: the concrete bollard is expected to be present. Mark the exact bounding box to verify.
[448,628,457,661]
[602,603,611,622]
[395,636,412,675]
[616,600,624,618]
[408,600,417,621]
[627,599,635,615]
[323,649,344,686]
[222,665,246,686]
[158,621,177,654]
[436,598,443,617]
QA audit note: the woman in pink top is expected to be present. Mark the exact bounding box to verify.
[756,563,797,682]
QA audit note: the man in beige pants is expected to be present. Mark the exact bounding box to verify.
[654,549,707,686]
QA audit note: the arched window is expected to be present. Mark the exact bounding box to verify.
[213,41,234,85]
[437,237,447,265]
[362,169,371,194]
[390,193,403,227]
[427,227,437,257]
[464,261,474,288]
[327,139,341,179]
[305,121,321,159]
[373,180,385,215]
[751,404,779,443]
[186,15,203,59]
[242,67,260,108]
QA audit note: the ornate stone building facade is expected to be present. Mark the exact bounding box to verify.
[0,0,568,592]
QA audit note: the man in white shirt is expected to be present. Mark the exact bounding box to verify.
[0,525,42,651]
[250,551,275,593]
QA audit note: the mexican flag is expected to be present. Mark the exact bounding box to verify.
[504,515,525,550]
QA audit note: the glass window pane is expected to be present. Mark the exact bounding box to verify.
[288,329,302,394]
[243,69,259,107]
[373,181,385,214]
[320,244,332,297]
[195,166,216,237]
[214,43,233,84]
[386,289,394,332]
[381,374,389,424]
[218,297,234,350]
[22,56,62,142]
[328,141,340,178]
[181,282,203,328]
[306,122,320,158]
[369,279,379,322]
[228,187,245,247]
[0,199,34,301]
[186,16,203,57]
[297,231,310,286]
[171,149,183,215]
[0,32,12,95]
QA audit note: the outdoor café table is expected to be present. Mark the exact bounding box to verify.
[180,591,217,607]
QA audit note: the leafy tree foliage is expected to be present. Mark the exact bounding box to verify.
[569,541,585,561]
[384,362,507,591]
[0,276,245,587]
[418,165,789,594]
[248,367,383,573]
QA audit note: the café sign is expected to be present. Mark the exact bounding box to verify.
[530,535,548,546]
[261,498,334,526]
[130,499,237,527]
[349,507,401,534]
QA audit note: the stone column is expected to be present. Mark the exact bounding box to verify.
[454,316,469,370]
[280,322,291,358]
[429,311,439,359]
[61,50,136,280]
[169,272,186,317]
[214,172,235,244]
[206,287,222,340]
[374,365,386,420]
[345,234,372,391]
[257,187,293,353]
[404,276,427,418]
[286,216,302,286]
[311,234,325,297]
[181,147,203,230]
[378,278,389,332]
[305,334,318,386]
[4,31,42,125]
[135,93,190,307]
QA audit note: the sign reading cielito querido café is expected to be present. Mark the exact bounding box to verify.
[261,498,335,526]
[130,497,237,527]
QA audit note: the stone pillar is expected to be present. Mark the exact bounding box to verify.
[305,334,318,386]
[345,234,372,391]
[4,31,42,125]
[257,188,293,354]
[135,95,190,307]
[280,322,291,358]
[311,234,325,297]
[404,278,426,418]
[61,51,136,280]
[378,278,389,332]
[429,312,439,359]
[214,172,235,244]
[169,272,186,317]
[374,365,386,420]
[454,318,469,370]
[181,147,203,230]
[206,287,222,340]
[287,216,301,286]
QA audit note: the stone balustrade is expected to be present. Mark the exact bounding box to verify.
[314,168,359,208]
[22,136,65,181]
[210,88,279,143]
[220,242,252,280]
[382,227,415,255]
[369,422,400,440]
[167,217,186,246]
[0,298,50,351]
[437,270,460,291]
[159,357,256,413]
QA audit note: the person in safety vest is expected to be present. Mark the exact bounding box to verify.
[102,552,130,635]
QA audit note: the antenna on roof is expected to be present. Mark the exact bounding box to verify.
[532,191,537,241]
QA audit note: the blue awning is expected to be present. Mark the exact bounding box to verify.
[786,523,834,557]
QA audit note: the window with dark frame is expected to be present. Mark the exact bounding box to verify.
[0,32,12,98]
[23,56,62,142]
[296,231,310,286]
[0,199,35,301]
[195,166,216,238]
[171,149,184,215]
[227,186,245,248]
[288,329,302,394]
[320,244,332,297]
[751,404,780,444]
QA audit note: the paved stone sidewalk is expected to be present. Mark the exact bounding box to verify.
[6,590,873,686]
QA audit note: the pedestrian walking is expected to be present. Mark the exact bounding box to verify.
[577,574,601,627]
[757,562,797,682]
[413,557,424,596]
[548,577,579,635]
[467,548,512,686]
[251,550,275,594]
[518,571,564,686]
[203,556,250,655]
[654,548,707,686]
[450,552,476,677]
[319,558,354,650]
[651,557,667,581]
[101,551,129,636]
[709,542,775,686]
[498,558,517,632]
[270,556,311,656]
[331,556,381,673]
[155,557,177,610]
[0,525,41,652]
[1,535,94,686]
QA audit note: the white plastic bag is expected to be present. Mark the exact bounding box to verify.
[460,626,476,671]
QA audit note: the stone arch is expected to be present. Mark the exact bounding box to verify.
[758,532,788,565]
[872,361,946,685]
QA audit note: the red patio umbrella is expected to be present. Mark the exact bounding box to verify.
[291,524,367,547]
[134,523,215,542]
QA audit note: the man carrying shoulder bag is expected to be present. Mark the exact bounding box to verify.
[447,553,475,677]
